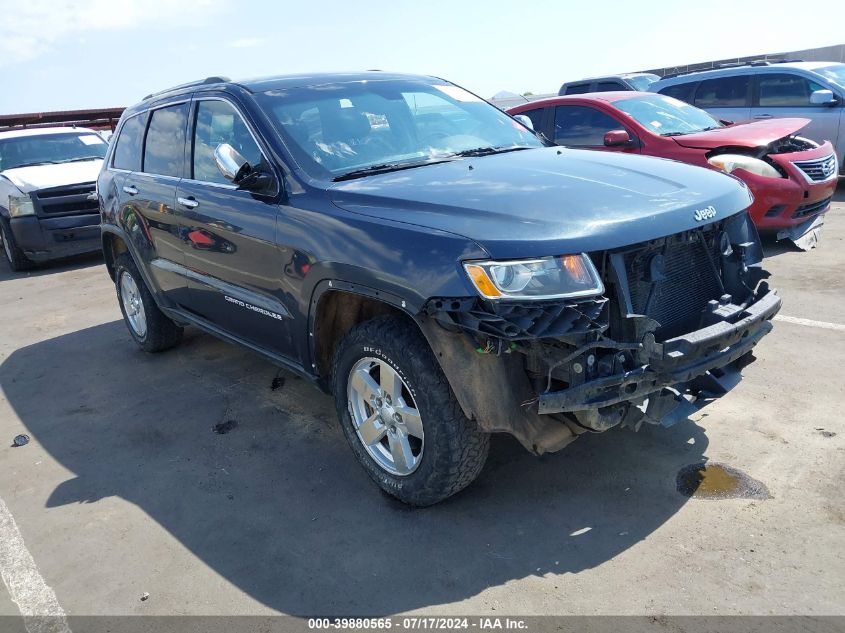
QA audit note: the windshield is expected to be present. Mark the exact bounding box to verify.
[254,79,544,180]
[816,64,845,90]
[627,74,660,91]
[0,132,107,171]
[614,94,721,136]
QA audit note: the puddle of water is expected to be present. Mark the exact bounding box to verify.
[676,462,770,500]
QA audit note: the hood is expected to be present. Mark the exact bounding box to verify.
[329,147,753,259]
[671,118,810,150]
[0,159,103,193]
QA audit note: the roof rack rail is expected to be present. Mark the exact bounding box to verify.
[659,58,804,80]
[143,76,231,101]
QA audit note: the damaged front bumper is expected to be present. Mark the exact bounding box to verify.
[420,212,781,452]
[537,288,781,415]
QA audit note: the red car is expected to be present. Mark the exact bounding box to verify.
[508,92,838,248]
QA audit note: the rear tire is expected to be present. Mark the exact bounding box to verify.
[114,252,183,352]
[0,219,33,272]
[332,315,489,506]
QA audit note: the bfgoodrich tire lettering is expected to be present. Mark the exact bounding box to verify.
[332,315,489,506]
[114,252,183,353]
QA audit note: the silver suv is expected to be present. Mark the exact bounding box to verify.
[650,61,845,175]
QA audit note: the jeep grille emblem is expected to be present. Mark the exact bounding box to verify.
[694,205,717,222]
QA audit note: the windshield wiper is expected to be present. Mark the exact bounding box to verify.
[55,157,103,164]
[661,126,722,137]
[449,146,534,157]
[332,158,452,182]
[8,160,60,168]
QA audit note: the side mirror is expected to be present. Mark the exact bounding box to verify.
[513,114,534,131]
[604,129,633,147]
[810,89,837,106]
[214,143,251,183]
[719,119,734,126]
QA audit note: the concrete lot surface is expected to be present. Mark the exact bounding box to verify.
[0,185,843,621]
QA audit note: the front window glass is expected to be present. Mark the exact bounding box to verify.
[615,94,721,136]
[815,64,845,90]
[517,108,545,131]
[192,100,263,184]
[553,105,623,146]
[758,74,824,106]
[627,74,660,91]
[255,80,543,179]
[0,132,107,172]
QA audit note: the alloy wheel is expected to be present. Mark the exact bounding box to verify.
[120,271,148,339]
[347,357,425,475]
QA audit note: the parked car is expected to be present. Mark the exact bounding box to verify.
[0,127,108,270]
[559,73,660,96]
[508,92,838,249]
[649,61,845,176]
[98,73,780,505]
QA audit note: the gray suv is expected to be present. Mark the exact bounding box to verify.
[650,62,845,174]
[559,73,659,95]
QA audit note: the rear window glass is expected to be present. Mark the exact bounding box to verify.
[658,83,696,104]
[143,103,189,177]
[694,76,750,107]
[596,81,624,92]
[564,84,591,95]
[112,114,145,171]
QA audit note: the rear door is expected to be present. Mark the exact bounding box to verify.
[552,104,640,153]
[692,74,752,123]
[177,97,293,356]
[750,72,842,147]
[125,101,191,306]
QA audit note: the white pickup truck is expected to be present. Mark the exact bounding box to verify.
[0,127,108,270]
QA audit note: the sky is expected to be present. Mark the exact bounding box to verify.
[1,0,844,113]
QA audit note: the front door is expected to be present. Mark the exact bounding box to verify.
[552,104,640,153]
[179,98,294,357]
[750,72,843,148]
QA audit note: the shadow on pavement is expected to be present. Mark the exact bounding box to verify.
[0,321,706,615]
[0,251,103,282]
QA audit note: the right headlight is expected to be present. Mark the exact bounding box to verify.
[708,154,783,179]
[463,254,604,300]
[8,195,35,217]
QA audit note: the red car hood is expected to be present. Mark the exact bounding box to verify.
[671,118,810,150]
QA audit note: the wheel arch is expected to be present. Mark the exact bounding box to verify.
[309,281,421,386]
[101,229,129,281]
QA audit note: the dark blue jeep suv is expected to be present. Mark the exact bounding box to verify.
[97,72,781,505]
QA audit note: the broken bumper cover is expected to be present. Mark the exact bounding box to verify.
[537,290,782,415]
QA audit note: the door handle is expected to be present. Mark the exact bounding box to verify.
[177,196,199,209]
[123,185,138,196]
[753,114,773,119]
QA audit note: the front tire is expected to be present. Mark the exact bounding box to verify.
[114,252,183,352]
[0,219,33,271]
[332,315,489,506]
